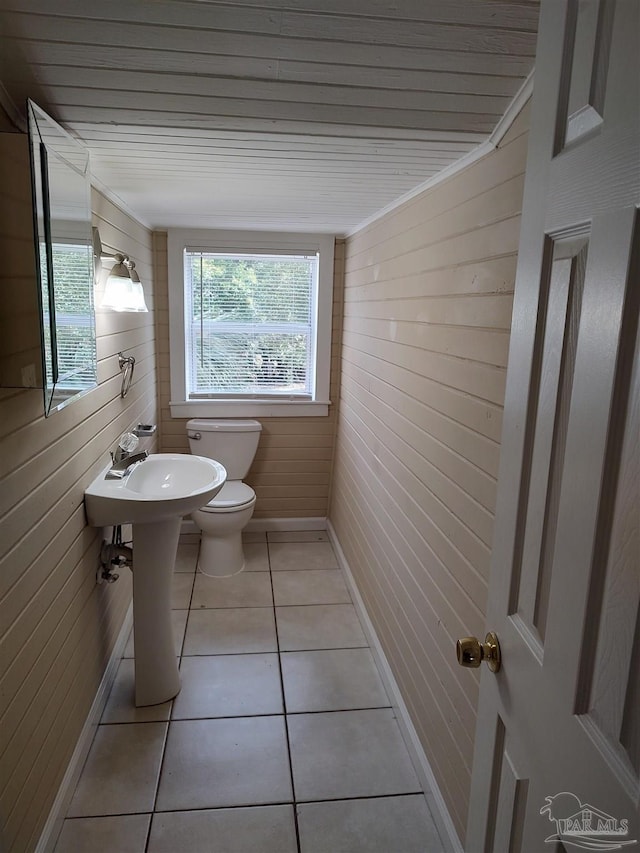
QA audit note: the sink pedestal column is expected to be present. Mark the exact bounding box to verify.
[132,517,182,706]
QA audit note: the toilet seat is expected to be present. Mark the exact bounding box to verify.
[199,481,256,514]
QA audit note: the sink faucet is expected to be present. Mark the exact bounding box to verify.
[106,450,149,479]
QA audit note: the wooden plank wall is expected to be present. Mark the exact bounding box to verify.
[154,232,344,519]
[329,103,530,842]
[0,123,158,851]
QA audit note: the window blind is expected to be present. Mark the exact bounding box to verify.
[42,242,96,389]
[184,250,318,398]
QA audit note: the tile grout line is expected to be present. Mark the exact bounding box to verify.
[101,704,396,729]
[64,788,427,824]
[142,693,171,852]
[267,539,302,853]
[141,547,199,852]
[147,705,395,724]
[60,538,430,850]
[177,542,200,658]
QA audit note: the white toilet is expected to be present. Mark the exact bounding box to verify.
[187,419,262,576]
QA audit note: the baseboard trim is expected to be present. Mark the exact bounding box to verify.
[36,603,134,853]
[327,520,464,853]
[180,516,327,535]
[247,516,327,532]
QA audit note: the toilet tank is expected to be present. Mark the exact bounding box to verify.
[186,419,261,480]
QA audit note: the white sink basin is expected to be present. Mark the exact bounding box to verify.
[85,453,227,526]
[84,452,227,707]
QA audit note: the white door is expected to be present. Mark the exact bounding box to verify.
[466,1,639,850]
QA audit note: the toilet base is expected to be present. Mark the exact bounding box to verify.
[198,532,245,577]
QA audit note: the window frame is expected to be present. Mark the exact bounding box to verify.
[168,229,335,418]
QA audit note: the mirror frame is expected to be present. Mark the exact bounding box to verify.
[27,100,97,416]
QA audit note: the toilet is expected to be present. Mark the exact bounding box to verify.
[187,419,262,577]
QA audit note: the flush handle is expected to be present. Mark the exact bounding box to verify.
[188,432,202,440]
[456,632,501,673]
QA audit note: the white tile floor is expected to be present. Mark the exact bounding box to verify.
[55,532,446,853]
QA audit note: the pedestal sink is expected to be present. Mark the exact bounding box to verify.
[85,454,226,706]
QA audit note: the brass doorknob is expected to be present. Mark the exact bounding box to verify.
[456,632,501,673]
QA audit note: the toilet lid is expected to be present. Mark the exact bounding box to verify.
[201,481,255,511]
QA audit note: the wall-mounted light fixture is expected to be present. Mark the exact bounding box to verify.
[93,228,148,313]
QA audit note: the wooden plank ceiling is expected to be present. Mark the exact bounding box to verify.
[0,0,539,235]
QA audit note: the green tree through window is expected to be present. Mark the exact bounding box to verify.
[186,252,316,397]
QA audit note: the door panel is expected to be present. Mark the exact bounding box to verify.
[486,719,531,853]
[466,1,639,849]
[514,235,589,650]
[563,0,615,145]
[578,248,639,793]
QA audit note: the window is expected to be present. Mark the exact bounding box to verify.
[43,240,96,392]
[185,251,316,397]
[168,230,334,417]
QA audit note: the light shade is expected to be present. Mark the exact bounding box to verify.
[100,255,148,312]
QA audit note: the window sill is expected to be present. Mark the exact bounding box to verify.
[169,400,331,418]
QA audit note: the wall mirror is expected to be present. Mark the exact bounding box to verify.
[28,99,97,416]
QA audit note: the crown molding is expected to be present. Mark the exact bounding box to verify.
[91,173,153,231]
[346,69,535,239]
[489,68,535,147]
